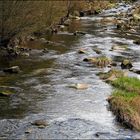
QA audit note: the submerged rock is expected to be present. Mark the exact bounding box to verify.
[3,66,21,74]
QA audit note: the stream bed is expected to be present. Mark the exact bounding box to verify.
[0,3,140,139]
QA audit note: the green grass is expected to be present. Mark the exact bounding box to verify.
[112,90,138,102]
[112,77,140,93]
[108,76,140,130]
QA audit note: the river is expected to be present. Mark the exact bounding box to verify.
[0,3,140,139]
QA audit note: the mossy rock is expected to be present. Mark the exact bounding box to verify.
[98,69,127,82]
[121,59,133,69]
[0,90,14,96]
[83,56,112,67]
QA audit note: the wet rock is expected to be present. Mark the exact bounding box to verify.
[42,48,49,53]
[73,31,86,36]
[133,39,140,45]
[69,15,81,20]
[57,25,65,31]
[95,132,100,137]
[111,62,117,67]
[69,83,90,90]
[130,68,140,74]
[121,59,133,69]
[94,9,101,15]
[93,48,102,54]
[31,120,48,128]
[3,66,21,74]
[0,91,13,96]
[25,128,33,134]
[110,45,128,51]
[79,11,85,17]
[78,49,87,54]
[20,52,30,57]
[116,24,122,29]
[83,57,96,62]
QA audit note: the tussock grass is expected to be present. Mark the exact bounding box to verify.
[108,77,140,131]
[112,77,140,93]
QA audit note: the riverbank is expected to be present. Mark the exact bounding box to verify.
[108,77,140,131]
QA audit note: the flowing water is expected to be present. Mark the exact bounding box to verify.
[0,3,140,139]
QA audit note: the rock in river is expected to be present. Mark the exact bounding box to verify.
[78,48,87,54]
[31,120,48,128]
[121,59,133,69]
[3,66,21,74]
[0,91,13,96]
[69,83,90,90]
[133,39,140,45]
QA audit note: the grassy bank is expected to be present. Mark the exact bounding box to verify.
[108,77,140,131]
